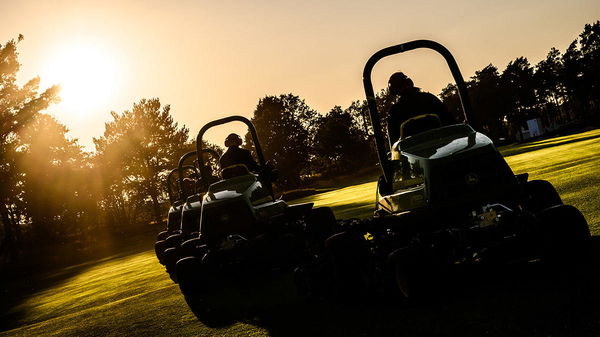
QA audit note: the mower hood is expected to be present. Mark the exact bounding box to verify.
[395,124,494,160]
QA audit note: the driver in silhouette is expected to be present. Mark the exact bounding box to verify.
[219,133,259,172]
[387,72,455,143]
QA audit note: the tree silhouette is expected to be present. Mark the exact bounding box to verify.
[534,48,567,125]
[93,98,190,228]
[18,114,95,246]
[470,64,510,138]
[248,94,318,188]
[502,57,537,137]
[313,106,372,175]
[577,21,600,121]
[0,36,59,262]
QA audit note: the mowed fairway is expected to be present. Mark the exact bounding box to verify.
[297,128,600,233]
[1,129,599,337]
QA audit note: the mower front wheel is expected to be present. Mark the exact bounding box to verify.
[306,207,337,241]
[325,231,369,301]
[177,256,233,327]
[389,245,436,300]
[163,247,180,283]
[154,240,167,264]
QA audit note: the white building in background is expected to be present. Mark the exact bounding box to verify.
[519,117,545,141]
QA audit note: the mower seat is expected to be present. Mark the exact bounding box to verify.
[221,164,252,180]
[400,114,442,139]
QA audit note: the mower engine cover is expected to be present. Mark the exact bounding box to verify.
[180,194,202,237]
[382,124,516,216]
[199,173,287,246]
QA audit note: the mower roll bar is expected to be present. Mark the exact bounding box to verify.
[177,151,199,192]
[166,168,179,205]
[176,149,220,192]
[196,115,267,179]
[166,164,196,204]
[362,39,475,184]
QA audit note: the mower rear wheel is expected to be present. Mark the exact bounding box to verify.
[526,180,562,213]
[538,204,591,266]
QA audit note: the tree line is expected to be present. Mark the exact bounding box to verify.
[1,22,599,266]
[440,22,600,140]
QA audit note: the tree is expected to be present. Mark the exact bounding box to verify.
[248,94,319,188]
[470,64,510,138]
[439,83,462,121]
[313,106,372,175]
[534,48,567,125]
[577,21,600,120]
[0,36,59,261]
[345,100,373,140]
[440,64,509,139]
[17,114,95,245]
[93,98,190,228]
[501,57,537,138]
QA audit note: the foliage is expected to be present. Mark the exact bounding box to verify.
[440,21,600,141]
[0,36,60,261]
[93,98,191,228]
[17,114,98,244]
[312,106,372,175]
[534,48,567,126]
[2,21,600,267]
[247,94,319,188]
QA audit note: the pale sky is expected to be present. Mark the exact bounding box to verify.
[2,0,599,150]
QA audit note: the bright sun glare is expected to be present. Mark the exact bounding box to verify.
[42,45,120,114]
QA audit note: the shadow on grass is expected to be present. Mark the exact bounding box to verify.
[331,202,375,220]
[256,268,600,337]
[500,132,600,157]
[209,237,600,337]
[0,234,156,332]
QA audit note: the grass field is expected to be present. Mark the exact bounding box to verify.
[1,129,599,337]
[296,128,600,233]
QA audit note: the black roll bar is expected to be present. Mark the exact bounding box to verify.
[176,149,220,191]
[166,168,178,205]
[195,115,267,179]
[166,164,197,204]
[177,151,199,191]
[362,39,475,184]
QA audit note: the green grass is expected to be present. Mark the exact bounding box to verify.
[501,129,600,234]
[1,250,267,336]
[297,128,600,234]
[1,128,599,336]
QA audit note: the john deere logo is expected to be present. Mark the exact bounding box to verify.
[465,173,479,185]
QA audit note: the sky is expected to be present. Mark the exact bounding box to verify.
[1,0,599,150]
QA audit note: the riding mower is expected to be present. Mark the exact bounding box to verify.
[323,40,591,300]
[160,149,220,281]
[154,162,194,265]
[174,116,337,326]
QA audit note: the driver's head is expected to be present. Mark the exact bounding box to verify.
[388,72,414,96]
[224,133,243,148]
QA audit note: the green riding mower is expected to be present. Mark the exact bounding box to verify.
[174,115,337,326]
[322,40,591,300]
[157,149,221,281]
[154,162,193,265]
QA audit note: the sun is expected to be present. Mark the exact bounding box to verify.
[41,44,120,114]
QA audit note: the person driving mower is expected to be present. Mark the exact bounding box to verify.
[387,71,456,143]
[219,133,259,172]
